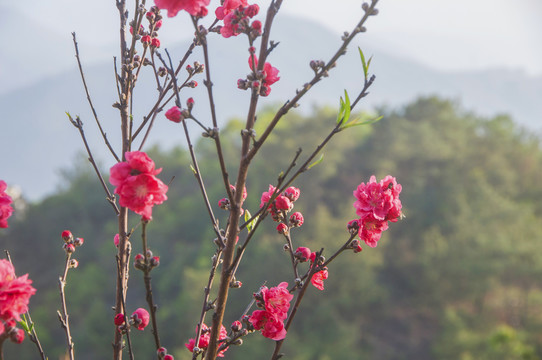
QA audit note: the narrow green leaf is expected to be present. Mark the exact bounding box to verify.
[358,47,368,80]
[342,115,383,129]
[189,164,197,174]
[307,153,324,169]
[244,209,258,233]
[343,90,351,123]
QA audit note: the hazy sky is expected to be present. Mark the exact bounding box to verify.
[7,0,542,77]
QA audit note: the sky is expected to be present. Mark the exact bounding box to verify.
[5,0,542,80]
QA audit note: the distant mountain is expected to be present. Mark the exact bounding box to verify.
[2,15,541,201]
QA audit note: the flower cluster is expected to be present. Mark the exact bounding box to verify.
[155,0,209,17]
[248,282,293,340]
[114,308,150,333]
[0,259,36,344]
[131,6,163,53]
[352,175,402,247]
[185,323,229,357]
[0,180,13,228]
[110,151,168,220]
[260,185,302,234]
[61,230,84,255]
[217,2,261,39]
[244,56,280,96]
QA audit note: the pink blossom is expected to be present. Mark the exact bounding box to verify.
[215,0,247,20]
[261,282,293,319]
[249,56,280,96]
[311,269,328,291]
[155,0,210,17]
[358,215,388,248]
[274,195,291,211]
[0,180,13,228]
[114,233,120,247]
[289,212,304,227]
[110,152,168,220]
[260,184,276,209]
[353,175,402,221]
[164,355,174,360]
[131,308,150,330]
[165,106,183,123]
[0,259,36,322]
[284,186,300,202]
[248,310,287,340]
[185,323,228,357]
[294,247,311,262]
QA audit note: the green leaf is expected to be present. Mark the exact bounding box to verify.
[244,210,258,233]
[336,90,351,125]
[341,115,383,129]
[358,47,372,81]
[189,164,197,175]
[308,153,324,169]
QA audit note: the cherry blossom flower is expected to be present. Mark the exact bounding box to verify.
[352,175,402,247]
[110,151,168,220]
[0,259,36,322]
[248,310,287,340]
[185,323,228,357]
[215,0,247,20]
[249,56,280,96]
[0,180,14,228]
[155,0,210,17]
[311,269,328,291]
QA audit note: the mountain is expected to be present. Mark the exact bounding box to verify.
[1,15,541,201]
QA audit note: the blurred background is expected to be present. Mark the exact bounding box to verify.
[1,0,541,359]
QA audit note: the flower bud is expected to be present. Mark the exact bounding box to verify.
[114,313,126,326]
[289,212,304,227]
[63,243,75,254]
[150,256,160,268]
[157,347,167,358]
[231,320,242,332]
[61,230,73,242]
[294,247,311,262]
[165,106,183,123]
[114,233,120,247]
[245,4,259,17]
[134,253,145,270]
[155,19,163,30]
[69,259,79,269]
[276,223,288,234]
[284,186,300,202]
[146,11,155,21]
[347,219,360,234]
[151,38,160,48]
[141,35,151,45]
[164,355,174,360]
[186,97,195,110]
[74,237,84,247]
[9,328,24,344]
[131,308,150,330]
[218,198,230,210]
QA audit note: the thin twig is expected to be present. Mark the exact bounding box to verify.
[57,253,75,360]
[72,32,120,162]
[115,255,135,360]
[66,114,120,215]
[140,221,162,349]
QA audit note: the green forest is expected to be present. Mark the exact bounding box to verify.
[2,97,542,359]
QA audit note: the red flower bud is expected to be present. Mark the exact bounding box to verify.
[276,223,288,234]
[131,308,150,330]
[114,313,126,326]
[165,106,183,123]
[289,212,304,227]
[151,38,160,48]
[61,230,73,242]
